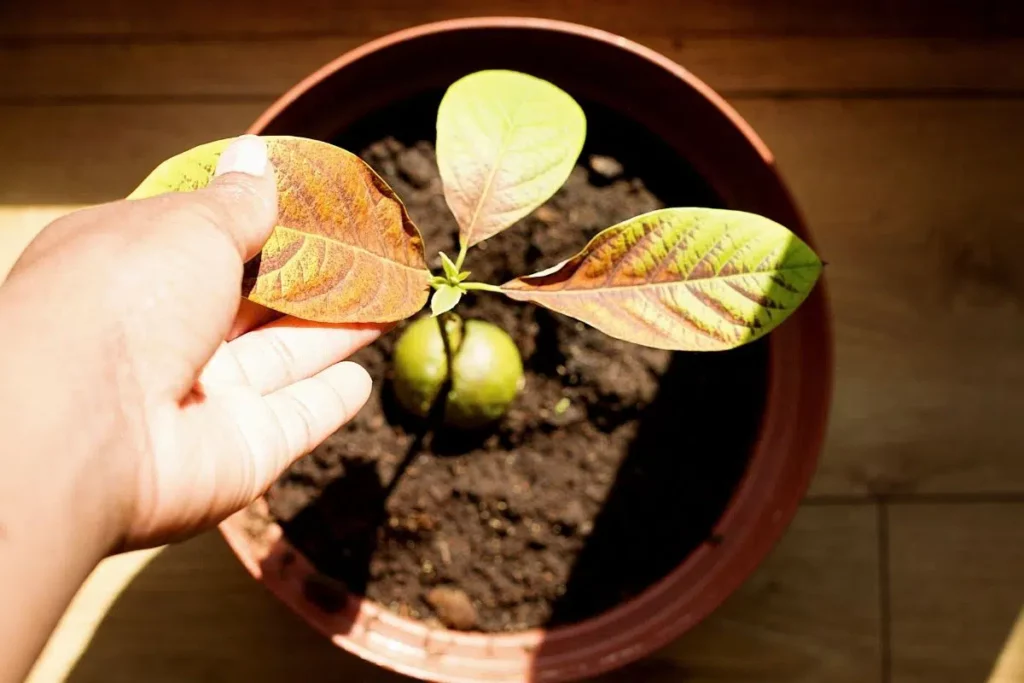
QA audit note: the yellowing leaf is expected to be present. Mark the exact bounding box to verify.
[501,208,822,351]
[436,70,586,249]
[130,136,430,323]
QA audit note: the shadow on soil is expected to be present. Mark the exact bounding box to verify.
[539,344,767,627]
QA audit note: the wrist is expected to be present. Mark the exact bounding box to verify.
[0,269,135,558]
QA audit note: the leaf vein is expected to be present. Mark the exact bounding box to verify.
[511,264,818,298]
[267,225,427,277]
[602,221,663,288]
[647,218,706,283]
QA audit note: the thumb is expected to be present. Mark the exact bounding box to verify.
[113,135,278,399]
[194,135,278,262]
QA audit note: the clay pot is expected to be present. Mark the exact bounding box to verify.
[220,17,833,683]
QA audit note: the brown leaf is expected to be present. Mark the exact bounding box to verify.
[131,136,430,323]
[501,208,822,351]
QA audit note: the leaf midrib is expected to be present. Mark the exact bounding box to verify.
[505,262,821,295]
[273,225,427,276]
[460,99,527,246]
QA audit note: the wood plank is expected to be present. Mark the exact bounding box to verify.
[732,99,1024,496]
[3,37,1024,100]
[1,98,1022,495]
[596,505,881,683]
[34,533,411,683]
[0,104,264,205]
[29,506,879,682]
[989,611,1024,683]
[1,0,1022,39]
[25,548,162,683]
[889,503,1024,683]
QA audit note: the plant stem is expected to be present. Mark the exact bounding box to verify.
[461,281,503,293]
[454,240,469,271]
[436,312,457,384]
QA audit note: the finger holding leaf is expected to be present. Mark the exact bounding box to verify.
[131,136,431,324]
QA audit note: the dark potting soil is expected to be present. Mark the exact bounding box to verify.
[266,99,769,632]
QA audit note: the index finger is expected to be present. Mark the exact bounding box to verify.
[204,315,390,395]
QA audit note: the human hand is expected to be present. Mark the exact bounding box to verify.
[2,135,382,551]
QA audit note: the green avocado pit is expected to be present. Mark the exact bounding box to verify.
[392,314,525,429]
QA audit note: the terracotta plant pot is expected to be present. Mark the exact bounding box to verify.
[219,16,832,683]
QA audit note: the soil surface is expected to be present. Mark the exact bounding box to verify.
[266,108,769,632]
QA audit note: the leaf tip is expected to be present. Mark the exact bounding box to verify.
[439,252,459,280]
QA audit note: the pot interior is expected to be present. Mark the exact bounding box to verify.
[261,89,771,633]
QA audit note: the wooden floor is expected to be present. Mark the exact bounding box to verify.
[1,2,1022,681]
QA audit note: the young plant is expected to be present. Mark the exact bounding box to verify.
[131,70,822,429]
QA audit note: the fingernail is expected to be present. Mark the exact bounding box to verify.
[215,135,268,178]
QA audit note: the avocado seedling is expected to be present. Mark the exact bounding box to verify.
[130,70,822,430]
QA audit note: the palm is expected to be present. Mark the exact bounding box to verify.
[125,312,382,547]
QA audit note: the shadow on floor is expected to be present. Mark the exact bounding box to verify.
[62,507,1024,683]
[66,532,412,683]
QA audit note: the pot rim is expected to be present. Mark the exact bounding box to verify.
[225,15,834,683]
[250,17,776,166]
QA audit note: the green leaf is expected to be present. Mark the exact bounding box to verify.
[439,252,460,280]
[431,284,463,317]
[130,136,430,323]
[501,208,822,351]
[436,70,586,249]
